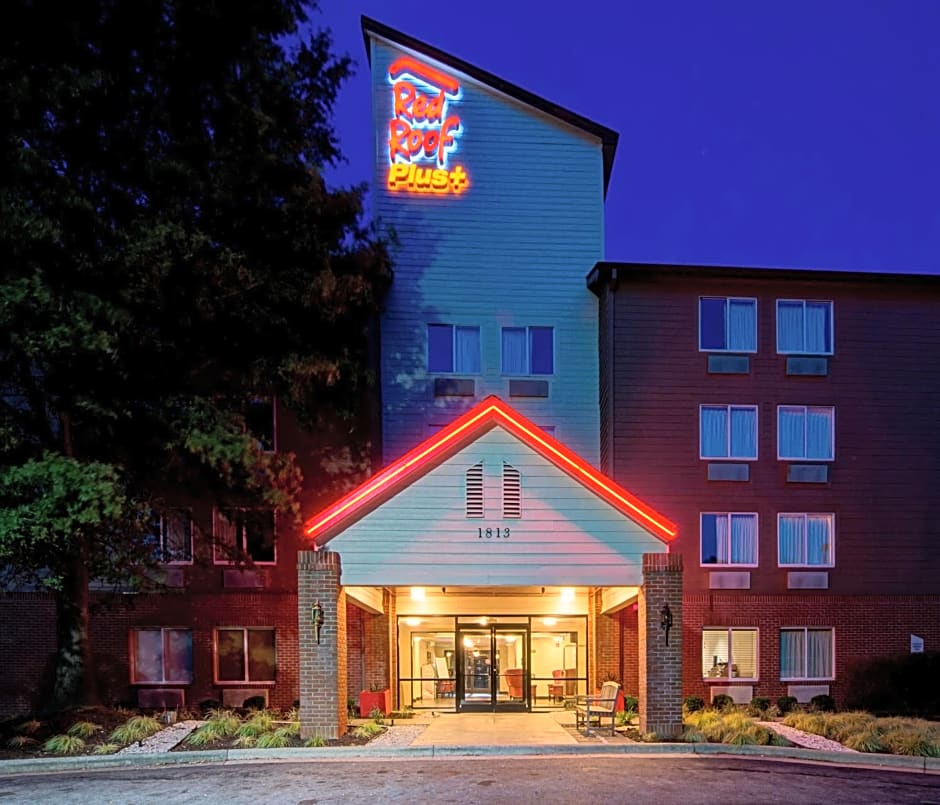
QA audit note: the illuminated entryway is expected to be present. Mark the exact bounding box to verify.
[396,606,588,713]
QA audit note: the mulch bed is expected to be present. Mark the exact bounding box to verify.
[0,706,134,759]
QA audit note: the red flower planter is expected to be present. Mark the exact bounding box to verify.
[359,689,391,717]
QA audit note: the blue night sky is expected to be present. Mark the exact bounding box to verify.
[317,1,940,275]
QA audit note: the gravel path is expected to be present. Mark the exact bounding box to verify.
[756,721,858,753]
[365,723,427,748]
[115,720,203,755]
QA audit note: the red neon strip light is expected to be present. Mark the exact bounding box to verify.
[304,397,677,542]
[388,56,460,95]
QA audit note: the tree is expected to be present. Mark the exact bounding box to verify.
[0,0,390,709]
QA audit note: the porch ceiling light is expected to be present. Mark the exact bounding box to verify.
[410,587,426,601]
[405,617,422,627]
[463,637,474,648]
[505,635,517,643]
[560,588,575,603]
[542,618,557,626]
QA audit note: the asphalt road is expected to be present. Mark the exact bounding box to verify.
[2,756,939,805]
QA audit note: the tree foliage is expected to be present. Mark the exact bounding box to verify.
[0,0,390,705]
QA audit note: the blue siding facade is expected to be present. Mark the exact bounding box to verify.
[368,35,607,466]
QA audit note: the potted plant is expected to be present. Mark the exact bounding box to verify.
[358,683,391,717]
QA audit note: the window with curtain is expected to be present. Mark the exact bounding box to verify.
[699,297,757,352]
[427,324,481,373]
[213,508,276,564]
[780,628,833,680]
[147,509,193,563]
[702,628,758,679]
[701,513,757,565]
[778,514,833,566]
[700,404,758,459]
[776,300,833,355]
[130,628,193,684]
[215,628,276,683]
[501,326,553,375]
[777,406,834,460]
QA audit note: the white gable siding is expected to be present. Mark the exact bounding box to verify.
[370,38,604,466]
[329,429,665,586]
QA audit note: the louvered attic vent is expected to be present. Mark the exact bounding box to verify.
[465,462,484,518]
[502,462,521,518]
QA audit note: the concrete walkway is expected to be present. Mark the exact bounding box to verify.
[410,711,576,746]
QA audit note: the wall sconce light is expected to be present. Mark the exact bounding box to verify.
[660,603,673,646]
[441,586,446,595]
[311,600,324,645]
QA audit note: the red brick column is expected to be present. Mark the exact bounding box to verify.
[298,550,347,739]
[639,553,683,738]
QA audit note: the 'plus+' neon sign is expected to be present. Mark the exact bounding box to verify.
[386,56,469,196]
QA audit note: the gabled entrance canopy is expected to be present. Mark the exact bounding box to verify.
[303,396,676,587]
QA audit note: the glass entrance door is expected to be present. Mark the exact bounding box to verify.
[456,622,529,712]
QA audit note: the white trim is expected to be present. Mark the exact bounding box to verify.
[701,626,759,682]
[776,512,835,568]
[697,296,758,354]
[775,298,835,355]
[776,405,836,461]
[426,323,481,375]
[698,403,759,461]
[699,512,759,568]
[500,325,556,377]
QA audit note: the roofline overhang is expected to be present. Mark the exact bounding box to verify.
[304,395,677,546]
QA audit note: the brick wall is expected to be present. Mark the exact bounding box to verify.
[639,553,683,737]
[617,606,640,696]
[297,550,347,739]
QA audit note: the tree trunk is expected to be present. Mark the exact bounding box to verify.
[49,409,100,710]
[50,547,99,710]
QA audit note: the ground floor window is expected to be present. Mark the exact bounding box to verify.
[702,628,758,680]
[780,627,833,680]
[130,628,193,684]
[215,627,276,683]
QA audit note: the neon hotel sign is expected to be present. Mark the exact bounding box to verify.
[386,56,469,195]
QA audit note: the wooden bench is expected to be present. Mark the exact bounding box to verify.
[574,681,620,735]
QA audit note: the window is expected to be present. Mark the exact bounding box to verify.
[149,509,193,563]
[213,508,276,564]
[501,326,553,375]
[502,462,521,518]
[130,628,193,684]
[428,324,480,373]
[215,628,276,683]
[699,297,757,352]
[778,514,834,566]
[702,628,758,680]
[777,300,833,355]
[780,628,834,680]
[245,397,276,452]
[701,513,757,565]
[700,405,758,459]
[465,462,484,518]
[778,406,834,460]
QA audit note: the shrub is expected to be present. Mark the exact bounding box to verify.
[776,696,798,714]
[204,709,241,736]
[747,697,771,717]
[810,694,836,713]
[783,712,827,735]
[842,728,885,753]
[623,695,638,713]
[679,727,707,743]
[6,735,38,749]
[684,696,705,714]
[67,721,102,739]
[186,723,226,746]
[199,699,222,713]
[109,715,162,745]
[16,719,43,735]
[242,696,267,711]
[237,712,275,738]
[93,743,121,755]
[841,653,940,717]
[233,735,256,748]
[711,694,735,712]
[824,712,876,742]
[369,707,385,724]
[882,727,939,757]
[352,722,384,739]
[305,735,327,747]
[255,728,294,749]
[43,734,86,755]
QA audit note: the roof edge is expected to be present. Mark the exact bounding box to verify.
[587,260,940,294]
[361,16,618,195]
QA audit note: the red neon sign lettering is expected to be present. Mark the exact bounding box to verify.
[386,57,469,196]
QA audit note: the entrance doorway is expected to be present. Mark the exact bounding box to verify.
[456,622,529,712]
